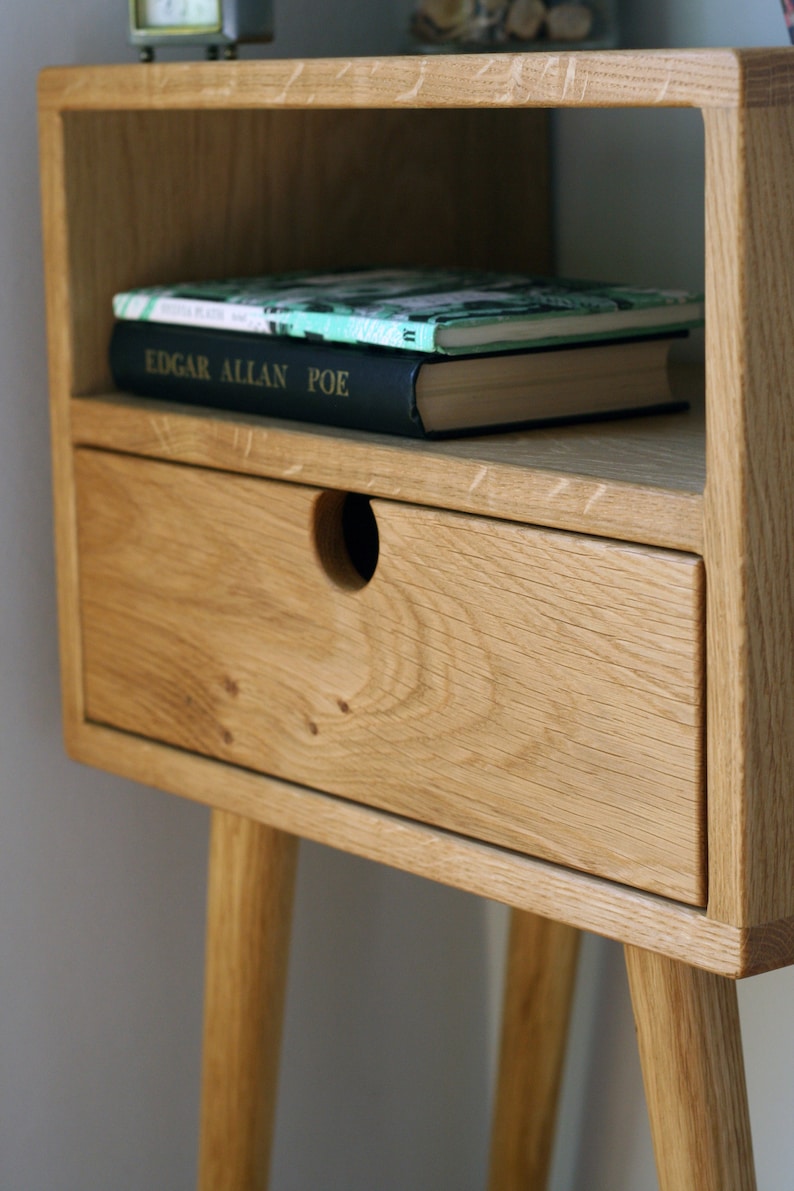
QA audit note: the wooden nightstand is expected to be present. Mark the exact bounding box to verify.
[38,49,794,1191]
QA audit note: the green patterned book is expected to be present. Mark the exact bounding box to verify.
[113,268,704,356]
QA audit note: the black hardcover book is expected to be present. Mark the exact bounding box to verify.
[109,319,687,440]
[110,319,433,437]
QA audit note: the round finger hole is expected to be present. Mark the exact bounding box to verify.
[314,491,379,589]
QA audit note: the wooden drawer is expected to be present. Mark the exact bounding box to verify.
[74,448,705,904]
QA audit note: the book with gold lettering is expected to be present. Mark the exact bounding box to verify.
[112,267,703,356]
[109,319,687,439]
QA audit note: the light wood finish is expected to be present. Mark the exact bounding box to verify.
[38,95,548,765]
[75,448,706,903]
[64,715,794,978]
[37,48,794,954]
[37,49,794,115]
[198,811,298,1191]
[38,96,85,740]
[37,49,794,1191]
[489,912,580,1191]
[70,380,705,554]
[704,103,794,929]
[59,107,549,398]
[625,945,756,1191]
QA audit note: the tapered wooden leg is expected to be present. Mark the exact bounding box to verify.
[625,945,756,1191]
[198,809,299,1191]
[488,911,581,1191]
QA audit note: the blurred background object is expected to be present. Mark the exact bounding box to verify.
[408,0,618,51]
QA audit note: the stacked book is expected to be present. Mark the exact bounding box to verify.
[109,267,704,439]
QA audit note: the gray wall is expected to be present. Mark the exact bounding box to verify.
[0,2,791,1188]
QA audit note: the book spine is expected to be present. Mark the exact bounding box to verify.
[112,294,441,354]
[269,310,440,353]
[108,321,429,438]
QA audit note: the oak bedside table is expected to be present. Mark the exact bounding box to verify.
[38,48,794,1191]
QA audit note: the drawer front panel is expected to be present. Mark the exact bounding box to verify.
[75,449,705,904]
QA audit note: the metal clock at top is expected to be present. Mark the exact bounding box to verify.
[129,0,273,60]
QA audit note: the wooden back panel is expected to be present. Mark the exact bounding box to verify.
[61,107,550,394]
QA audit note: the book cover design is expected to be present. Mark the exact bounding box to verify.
[109,319,686,440]
[113,268,704,355]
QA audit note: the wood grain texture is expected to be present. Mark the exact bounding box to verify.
[59,106,549,397]
[37,50,794,115]
[198,811,298,1191]
[63,716,777,976]
[38,108,86,742]
[740,914,794,977]
[37,53,794,1191]
[75,448,705,902]
[625,946,756,1191]
[70,383,705,554]
[704,103,794,927]
[40,56,794,953]
[488,912,580,1191]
